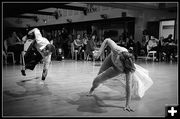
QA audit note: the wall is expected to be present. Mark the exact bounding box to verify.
[134,9,176,42]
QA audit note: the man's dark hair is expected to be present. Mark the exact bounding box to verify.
[27,33,35,39]
[45,44,55,53]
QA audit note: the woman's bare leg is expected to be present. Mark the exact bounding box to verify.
[89,66,120,95]
[88,54,120,95]
[97,54,113,75]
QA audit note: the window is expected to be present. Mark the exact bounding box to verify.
[159,20,175,39]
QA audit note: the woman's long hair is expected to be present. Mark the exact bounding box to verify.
[119,51,136,74]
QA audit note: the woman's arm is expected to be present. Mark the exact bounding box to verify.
[94,38,120,58]
[124,72,134,112]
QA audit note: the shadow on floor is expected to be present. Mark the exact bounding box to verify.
[94,91,141,101]
[66,92,125,113]
[3,77,52,97]
[20,76,40,82]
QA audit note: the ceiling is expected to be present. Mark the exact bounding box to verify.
[3,2,177,19]
[3,3,87,19]
[89,2,177,12]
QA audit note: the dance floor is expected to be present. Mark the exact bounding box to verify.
[2,60,178,117]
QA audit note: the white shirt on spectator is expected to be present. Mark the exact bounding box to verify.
[147,36,159,51]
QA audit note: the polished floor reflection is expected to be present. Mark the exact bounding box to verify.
[3,60,178,117]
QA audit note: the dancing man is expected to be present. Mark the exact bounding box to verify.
[21,28,55,85]
[87,31,153,112]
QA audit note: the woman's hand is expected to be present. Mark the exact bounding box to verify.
[123,105,135,112]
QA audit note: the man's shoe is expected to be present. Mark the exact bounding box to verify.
[21,70,26,76]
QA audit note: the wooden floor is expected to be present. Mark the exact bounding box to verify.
[3,60,178,117]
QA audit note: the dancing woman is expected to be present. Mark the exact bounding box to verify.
[87,31,153,112]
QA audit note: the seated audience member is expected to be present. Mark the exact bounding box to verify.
[5,31,24,64]
[162,34,177,62]
[142,31,150,55]
[74,34,84,60]
[146,36,160,61]
[82,33,89,51]
[119,37,127,48]
[127,35,137,59]
[127,35,135,51]
[85,34,97,60]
